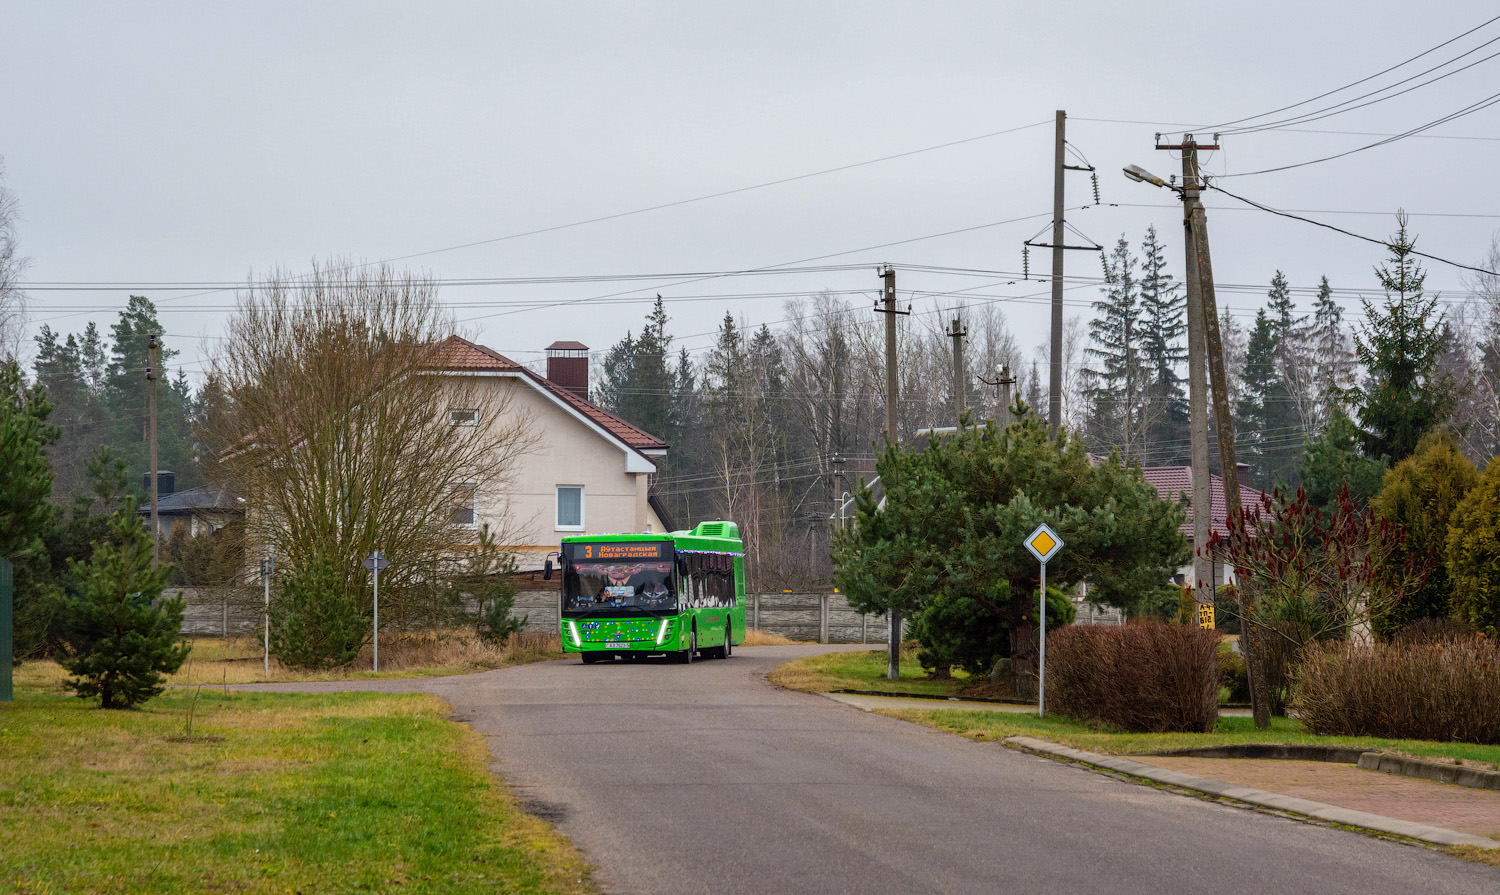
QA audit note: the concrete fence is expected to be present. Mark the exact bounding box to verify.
[172,586,1121,642]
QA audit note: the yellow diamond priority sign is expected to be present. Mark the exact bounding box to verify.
[1024,523,1063,564]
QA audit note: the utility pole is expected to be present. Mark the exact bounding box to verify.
[147,333,160,564]
[947,316,967,424]
[1028,111,1096,438]
[1049,110,1066,437]
[1179,148,1213,624]
[831,454,847,532]
[1159,135,1266,728]
[979,364,1016,427]
[874,265,907,680]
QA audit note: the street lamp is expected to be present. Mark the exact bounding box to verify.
[1122,164,1173,190]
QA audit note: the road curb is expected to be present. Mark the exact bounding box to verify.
[1357,752,1500,792]
[1005,735,1500,851]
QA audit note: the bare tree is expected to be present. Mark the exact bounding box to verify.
[0,159,28,364]
[204,262,536,630]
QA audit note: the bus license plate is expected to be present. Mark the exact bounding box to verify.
[605,642,630,650]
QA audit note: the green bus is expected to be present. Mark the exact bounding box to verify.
[551,521,746,664]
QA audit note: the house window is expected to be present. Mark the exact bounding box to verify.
[450,483,477,527]
[556,485,584,531]
[449,408,479,426]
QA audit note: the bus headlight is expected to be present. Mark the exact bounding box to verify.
[567,621,582,647]
[655,619,671,645]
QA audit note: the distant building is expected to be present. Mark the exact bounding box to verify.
[136,471,244,538]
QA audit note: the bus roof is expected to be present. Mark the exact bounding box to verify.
[560,521,743,555]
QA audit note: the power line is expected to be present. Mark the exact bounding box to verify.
[1212,15,1500,133]
[1216,89,1500,178]
[1206,181,1500,276]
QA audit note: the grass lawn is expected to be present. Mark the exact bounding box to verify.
[0,682,597,895]
[767,645,976,697]
[888,710,1500,769]
[769,649,1500,769]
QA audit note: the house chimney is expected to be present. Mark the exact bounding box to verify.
[545,341,589,401]
[142,470,175,497]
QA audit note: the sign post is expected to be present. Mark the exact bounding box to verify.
[1024,523,1064,717]
[363,550,389,671]
[259,556,275,678]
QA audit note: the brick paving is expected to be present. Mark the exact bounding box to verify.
[1133,756,1500,840]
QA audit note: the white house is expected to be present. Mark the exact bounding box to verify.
[434,335,672,569]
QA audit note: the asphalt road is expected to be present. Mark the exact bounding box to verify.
[245,645,1499,895]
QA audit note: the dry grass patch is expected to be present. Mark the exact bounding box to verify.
[14,629,565,694]
[740,629,800,646]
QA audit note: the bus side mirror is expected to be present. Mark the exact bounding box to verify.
[543,559,554,581]
[676,557,688,577]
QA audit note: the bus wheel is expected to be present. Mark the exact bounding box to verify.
[723,625,732,659]
[678,630,696,664]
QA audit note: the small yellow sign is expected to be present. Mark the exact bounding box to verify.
[1024,523,1063,563]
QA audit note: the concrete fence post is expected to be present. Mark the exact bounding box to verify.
[753,593,760,631]
[819,594,829,644]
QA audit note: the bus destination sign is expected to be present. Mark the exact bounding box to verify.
[565,541,673,562]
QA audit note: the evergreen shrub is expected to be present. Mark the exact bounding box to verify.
[57,505,189,708]
[1446,456,1500,637]
[1296,639,1500,744]
[269,553,366,670]
[1046,623,1219,733]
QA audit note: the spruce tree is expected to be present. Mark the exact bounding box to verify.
[1353,216,1451,463]
[1310,276,1354,427]
[1266,270,1313,442]
[1084,237,1144,458]
[58,500,188,708]
[1136,226,1187,464]
[1236,308,1280,488]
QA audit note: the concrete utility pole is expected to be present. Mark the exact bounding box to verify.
[947,316,967,424]
[831,454,846,533]
[147,333,160,564]
[1049,110,1066,438]
[875,265,906,680]
[1161,136,1266,729]
[1179,151,1213,619]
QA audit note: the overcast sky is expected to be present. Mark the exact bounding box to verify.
[5,2,1499,385]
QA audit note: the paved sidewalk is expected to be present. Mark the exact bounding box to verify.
[1134,755,1500,841]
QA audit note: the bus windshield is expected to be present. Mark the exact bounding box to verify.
[562,559,676,613]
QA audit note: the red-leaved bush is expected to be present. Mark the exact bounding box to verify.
[1046,624,1220,732]
[1295,639,1500,744]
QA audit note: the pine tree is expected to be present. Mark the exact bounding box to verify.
[1,360,60,658]
[1136,226,1187,464]
[1353,216,1452,463]
[58,500,188,708]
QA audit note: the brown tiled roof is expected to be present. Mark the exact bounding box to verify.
[1139,465,1269,543]
[433,336,667,453]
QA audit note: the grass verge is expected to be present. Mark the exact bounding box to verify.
[883,709,1500,768]
[0,682,597,895]
[15,629,565,690]
[767,645,977,697]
